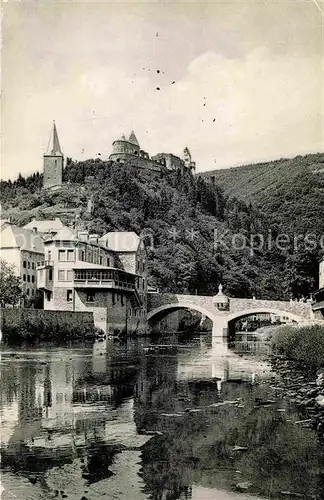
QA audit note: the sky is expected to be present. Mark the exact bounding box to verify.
[1,0,323,180]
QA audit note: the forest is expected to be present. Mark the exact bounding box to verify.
[1,153,322,300]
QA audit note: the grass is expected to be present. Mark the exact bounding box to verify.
[271,324,324,373]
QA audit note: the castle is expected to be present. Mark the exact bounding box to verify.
[43,124,196,190]
[109,130,196,175]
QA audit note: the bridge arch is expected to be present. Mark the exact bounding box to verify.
[147,302,220,331]
[226,307,304,325]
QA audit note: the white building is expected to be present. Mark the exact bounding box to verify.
[0,221,44,304]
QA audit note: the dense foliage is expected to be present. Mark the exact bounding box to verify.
[201,153,324,296]
[0,259,25,307]
[1,154,321,299]
[271,324,324,372]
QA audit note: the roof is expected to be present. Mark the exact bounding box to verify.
[45,121,63,156]
[23,218,64,234]
[99,232,141,252]
[128,130,140,147]
[0,219,10,228]
[1,224,44,253]
[50,226,77,242]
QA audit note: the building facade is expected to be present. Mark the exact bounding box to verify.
[43,122,64,190]
[320,256,324,289]
[0,222,45,305]
[313,255,324,319]
[37,226,147,335]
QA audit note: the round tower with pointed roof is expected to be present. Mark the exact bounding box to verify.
[111,130,141,156]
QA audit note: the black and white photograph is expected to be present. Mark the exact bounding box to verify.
[0,1,323,499]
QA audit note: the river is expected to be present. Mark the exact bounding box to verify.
[0,333,323,500]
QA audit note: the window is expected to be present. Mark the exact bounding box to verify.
[26,288,30,296]
[37,262,40,267]
[58,250,65,261]
[49,269,53,281]
[48,251,52,261]
[67,290,73,302]
[112,292,116,305]
[80,250,85,261]
[39,270,44,280]
[58,270,65,281]
[100,255,103,265]
[32,262,35,270]
[46,292,51,301]
[23,274,26,281]
[31,289,35,296]
[121,293,124,306]
[86,290,95,303]
[27,275,30,283]
[67,250,74,262]
[23,261,27,268]
[67,270,73,281]
[107,257,110,267]
[32,276,35,283]
[27,262,30,269]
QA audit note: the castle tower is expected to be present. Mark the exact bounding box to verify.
[43,121,64,190]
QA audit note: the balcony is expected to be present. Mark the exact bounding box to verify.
[37,260,54,269]
[37,269,53,291]
[74,278,135,291]
[73,269,136,292]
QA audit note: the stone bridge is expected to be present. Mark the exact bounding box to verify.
[147,293,314,336]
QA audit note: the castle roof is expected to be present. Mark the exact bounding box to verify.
[45,121,63,156]
[128,130,140,147]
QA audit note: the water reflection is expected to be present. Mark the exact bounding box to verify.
[0,334,323,500]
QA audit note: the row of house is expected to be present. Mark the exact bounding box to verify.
[0,219,148,334]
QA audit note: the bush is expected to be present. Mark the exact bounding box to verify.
[271,324,324,372]
[1,320,96,344]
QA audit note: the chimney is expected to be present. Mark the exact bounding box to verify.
[89,234,99,245]
[78,230,89,241]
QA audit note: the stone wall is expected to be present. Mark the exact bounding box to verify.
[74,289,147,335]
[43,155,63,189]
[109,153,162,172]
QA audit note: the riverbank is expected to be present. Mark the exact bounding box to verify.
[269,324,324,440]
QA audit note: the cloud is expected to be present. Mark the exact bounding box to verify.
[1,44,322,179]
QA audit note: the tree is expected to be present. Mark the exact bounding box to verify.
[0,259,25,307]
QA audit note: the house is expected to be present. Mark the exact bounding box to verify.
[37,226,147,335]
[0,221,44,305]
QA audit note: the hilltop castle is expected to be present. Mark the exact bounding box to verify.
[43,124,196,190]
[109,130,196,175]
